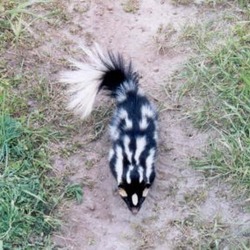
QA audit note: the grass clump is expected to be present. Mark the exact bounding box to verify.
[171,0,193,5]
[0,86,84,249]
[122,0,140,13]
[181,19,250,191]
[0,0,49,43]
[0,98,57,248]
[171,0,250,7]
[154,24,177,55]
[0,1,83,248]
[173,214,249,249]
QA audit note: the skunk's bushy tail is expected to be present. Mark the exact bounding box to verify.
[60,44,139,119]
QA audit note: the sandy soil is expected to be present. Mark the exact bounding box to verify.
[22,0,250,249]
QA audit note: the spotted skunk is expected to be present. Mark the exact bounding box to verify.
[60,45,158,214]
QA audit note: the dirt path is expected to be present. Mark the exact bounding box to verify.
[33,1,250,249]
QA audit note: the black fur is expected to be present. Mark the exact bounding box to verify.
[99,52,158,213]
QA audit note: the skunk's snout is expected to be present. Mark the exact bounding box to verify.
[131,207,140,215]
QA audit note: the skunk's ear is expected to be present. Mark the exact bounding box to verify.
[118,185,128,197]
[142,183,151,197]
[118,188,128,197]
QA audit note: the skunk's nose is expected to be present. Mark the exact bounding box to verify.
[131,207,139,215]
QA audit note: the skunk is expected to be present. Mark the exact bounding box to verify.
[60,45,158,214]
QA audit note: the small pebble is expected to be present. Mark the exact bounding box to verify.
[28,100,35,106]
[87,203,96,211]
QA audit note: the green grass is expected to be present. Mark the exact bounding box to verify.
[0,113,58,248]
[0,0,51,43]
[180,18,250,191]
[0,1,83,248]
[122,0,140,13]
[0,84,83,249]
[173,214,250,249]
[171,0,250,7]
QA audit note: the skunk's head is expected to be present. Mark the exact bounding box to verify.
[118,183,150,214]
[109,142,157,214]
[117,168,155,214]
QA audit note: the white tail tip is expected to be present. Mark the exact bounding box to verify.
[59,45,105,119]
